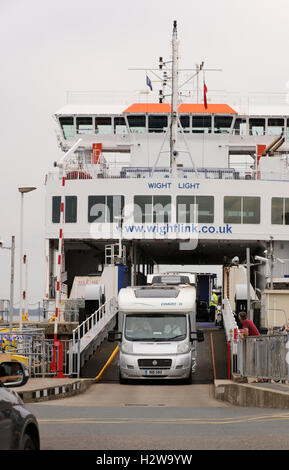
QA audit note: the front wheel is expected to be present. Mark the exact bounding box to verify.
[119,370,129,385]
[183,368,193,385]
[21,433,38,450]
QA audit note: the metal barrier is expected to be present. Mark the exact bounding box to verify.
[243,333,289,382]
[222,299,289,382]
[43,298,83,322]
[0,297,118,378]
[0,327,72,378]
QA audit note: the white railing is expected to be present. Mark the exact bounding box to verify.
[222,298,242,376]
[222,298,239,342]
[71,296,118,376]
[46,166,289,183]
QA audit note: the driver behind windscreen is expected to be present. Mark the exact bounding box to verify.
[0,362,22,383]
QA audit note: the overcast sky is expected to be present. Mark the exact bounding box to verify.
[0,0,289,305]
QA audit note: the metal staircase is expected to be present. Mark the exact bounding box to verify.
[69,296,118,376]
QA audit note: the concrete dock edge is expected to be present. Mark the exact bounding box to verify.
[214,379,289,409]
[17,379,95,403]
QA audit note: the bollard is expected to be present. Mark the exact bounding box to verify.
[233,328,238,373]
[227,341,231,380]
[51,339,66,378]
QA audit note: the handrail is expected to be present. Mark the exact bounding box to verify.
[72,296,118,352]
[222,298,239,342]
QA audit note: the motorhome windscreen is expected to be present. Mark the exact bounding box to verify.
[134,288,179,298]
[125,314,187,341]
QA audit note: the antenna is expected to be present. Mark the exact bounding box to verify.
[128,22,222,174]
[170,20,179,176]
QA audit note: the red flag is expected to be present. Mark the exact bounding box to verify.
[203,82,208,109]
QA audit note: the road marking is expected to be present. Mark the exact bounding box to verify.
[38,413,289,425]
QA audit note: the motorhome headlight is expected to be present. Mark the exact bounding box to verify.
[121,342,134,354]
[177,342,190,354]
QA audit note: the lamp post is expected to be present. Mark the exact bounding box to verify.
[0,236,15,334]
[18,186,36,332]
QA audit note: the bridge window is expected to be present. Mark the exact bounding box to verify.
[95,117,112,134]
[148,115,168,133]
[88,195,124,223]
[224,196,260,224]
[267,118,284,137]
[59,116,75,140]
[114,117,128,134]
[52,196,77,223]
[249,118,265,136]
[271,197,289,225]
[192,116,211,134]
[127,115,146,133]
[65,196,78,223]
[153,195,171,223]
[76,117,93,134]
[134,195,171,223]
[233,118,247,135]
[177,196,214,223]
[214,116,233,134]
[134,196,152,223]
[178,115,190,133]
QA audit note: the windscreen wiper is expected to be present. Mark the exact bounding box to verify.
[167,334,186,340]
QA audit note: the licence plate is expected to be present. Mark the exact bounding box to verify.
[145,370,163,376]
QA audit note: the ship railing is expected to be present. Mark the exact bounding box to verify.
[45,166,289,182]
[46,160,289,182]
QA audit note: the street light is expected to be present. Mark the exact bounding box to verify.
[0,236,15,334]
[18,186,36,332]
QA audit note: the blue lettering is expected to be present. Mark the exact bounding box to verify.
[148,182,171,189]
[178,182,200,189]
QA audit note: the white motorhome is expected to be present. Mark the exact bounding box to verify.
[108,284,204,383]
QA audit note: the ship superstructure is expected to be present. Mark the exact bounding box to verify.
[44,21,289,304]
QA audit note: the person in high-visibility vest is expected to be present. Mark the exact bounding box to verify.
[209,291,218,321]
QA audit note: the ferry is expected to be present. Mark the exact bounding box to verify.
[44,21,289,329]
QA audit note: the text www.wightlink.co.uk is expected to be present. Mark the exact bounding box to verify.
[123,223,233,236]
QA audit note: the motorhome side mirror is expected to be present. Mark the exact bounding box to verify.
[107,330,122,342]
[196,330,204,342]
[190,330,204,343]
[0,361,29,388]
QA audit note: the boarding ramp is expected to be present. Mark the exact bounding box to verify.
[80,322,229,383]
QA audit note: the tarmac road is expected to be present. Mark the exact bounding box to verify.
[27,382,289,451]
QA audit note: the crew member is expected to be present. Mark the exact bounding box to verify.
[238,312,260,339]
[209,290,218,321]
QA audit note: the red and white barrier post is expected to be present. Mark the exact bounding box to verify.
[51,174,66,378]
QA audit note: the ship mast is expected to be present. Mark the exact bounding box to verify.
[170,20,179,177]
